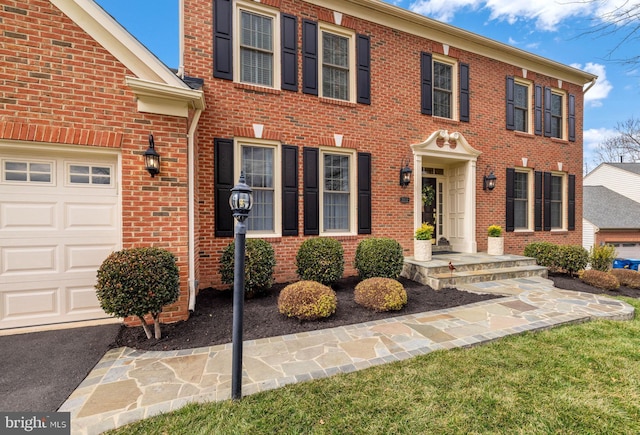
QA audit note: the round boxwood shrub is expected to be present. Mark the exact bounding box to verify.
[220,239,276,298]
[96,247,180,339]
[610,269,640,288]
[278,280,337,320]
[296,238,344,285]
[354,278,407,312]
[580,269,620,291]
[354,238,404,280]
[557,245,589,276]
[523,242,558,268]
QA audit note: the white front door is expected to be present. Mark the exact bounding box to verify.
[0,147,121,329]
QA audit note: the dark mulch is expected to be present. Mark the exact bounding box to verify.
[111,277,501,352]
[548,272,640,299]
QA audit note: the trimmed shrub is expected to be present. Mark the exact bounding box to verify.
[96,247,180,339]
[354,238,404,280]
[557,245,589,276]
[610,269,640,288]
[220,239,276,298]
[278,281,337,320]
[581,269,620,291]
[523,242,558,269]
[296,238,344,285]
[589,244,617,272]
[354,278,407,312]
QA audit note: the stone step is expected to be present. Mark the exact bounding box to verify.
[426,257,538,274]
[428,264,548,290]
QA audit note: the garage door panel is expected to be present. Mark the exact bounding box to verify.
[2,287,59,319]
[0,202,57,230]
[1,245,58,275]
[65,202,118,229]
[67,285,104,314]
[66,244,118,272]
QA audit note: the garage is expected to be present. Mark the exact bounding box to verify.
[0,147,121,329]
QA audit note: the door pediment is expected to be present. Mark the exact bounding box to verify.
[411,130,481,160]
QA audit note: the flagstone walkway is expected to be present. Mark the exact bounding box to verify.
[60,276,634,434]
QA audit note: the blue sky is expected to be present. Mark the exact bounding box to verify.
[96,0,639,171]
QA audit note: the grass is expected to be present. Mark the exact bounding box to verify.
[108,297,640,435]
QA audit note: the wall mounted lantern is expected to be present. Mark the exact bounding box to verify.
[483,168,497,191]
[144,134,161,178]
[399,159,412,187]
[229,172,253,401]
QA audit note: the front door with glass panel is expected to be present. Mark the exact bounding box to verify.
[421,177,442,240]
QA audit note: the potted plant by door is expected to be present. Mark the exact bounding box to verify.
[487,224,504,255]
[415,223,434,261]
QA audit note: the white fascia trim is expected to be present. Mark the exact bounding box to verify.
[50,0,187,88]
[305,0,597,86]
[126,77,205,117]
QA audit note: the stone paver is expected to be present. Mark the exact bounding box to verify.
[60,274,634,435]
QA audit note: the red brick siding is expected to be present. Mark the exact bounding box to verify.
[185,0,585,289]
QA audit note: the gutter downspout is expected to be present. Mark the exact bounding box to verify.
[583,78,597,94]
[188,108,202,311]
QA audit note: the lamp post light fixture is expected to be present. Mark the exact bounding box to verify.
[229,172,253,401]
[399,159,412,187]
[483,171,497,191]
[144,134,160,177]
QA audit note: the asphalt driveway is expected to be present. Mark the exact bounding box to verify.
[0,323,120,412]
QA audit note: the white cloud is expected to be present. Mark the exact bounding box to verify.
[583,127,617,153]
[571,62,613,107]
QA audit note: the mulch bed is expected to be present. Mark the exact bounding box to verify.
[110,273,640,352]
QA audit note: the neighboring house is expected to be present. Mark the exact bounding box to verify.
[0,0,596,330]
[583,163,640,258]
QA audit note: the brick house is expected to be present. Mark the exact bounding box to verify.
[0,0,596,329]
[583,163,640,258]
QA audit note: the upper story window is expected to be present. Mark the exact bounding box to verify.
[433,60,453,118]
[319,24,356,102]
[514,82,530,133]
[549,92,564,139]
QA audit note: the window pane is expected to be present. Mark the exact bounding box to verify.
[5,162,27,171]
[240,11,273,87]
[514,200,528,228]
[550,175,562,228]
[70,165,89,174]
[551,94,562,116]
[242,146,274,232]
[514,84,528,107]
[70,175,90,184]
[514,172,528,229]
[5,172,28,181]
[433,90,451,118]
[323,154,350,231]
[433,62,452,118]
[322,66,348,100]
[433,62,452,90]
[322,32,349,101]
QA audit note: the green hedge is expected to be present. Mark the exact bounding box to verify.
[354,238,404,280]
[220,238,276,298]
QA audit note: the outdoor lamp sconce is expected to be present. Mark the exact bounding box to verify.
[483,168,497,191]
[144,134,160,178]
[399,159,412,187]
[229,172,253,221]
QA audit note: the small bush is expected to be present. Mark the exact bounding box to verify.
[487,225,502,237]
[354,278,407,312]
[581,269,620,291]
[523,242,558,269]
[296,238,344,285]
[278,281,337,320]
[96,247,180,339]
[557,245,589,276]
[589,244,617,272]
[220,239,276,298]
[610,269,640,288]
[415,223,434,240]
[354,238,404,280]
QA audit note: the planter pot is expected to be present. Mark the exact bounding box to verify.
[487,237,504,255]
[414,239,432,261]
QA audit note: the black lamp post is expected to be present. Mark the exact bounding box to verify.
[229,172,253,400]
[144,134,160,177]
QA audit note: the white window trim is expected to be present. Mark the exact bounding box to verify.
[514,167,534,232]
[233,0,281,90]
[234,138,282,238]
[549,171,568,231]
[318,22,356,103]
[1,158,55,186]
[550,88,567,140]
[432,54,458,121]
[64,161,114,188]
[514,78,533,134]
[319,147,356,236]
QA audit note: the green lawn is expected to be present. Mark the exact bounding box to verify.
[108,298,640,435]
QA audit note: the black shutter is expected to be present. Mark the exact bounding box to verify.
[281,14,298,92]
[534,171,543,231]
[214,138,234,237]
[544,87,552,137]
[506,76,515,130]
[213,0,233,80]
[568,94,576,142]
[543,172,551,231]
[302,20,318,95]
[420,52,432,115]
[282,145,299,236]
[506,168,515,232]
[356,34,371,105]
[568,174,576,230]
[357,152,372,234]
[303,147,319,235]
[459,63,470,122]
[534,85,543,136]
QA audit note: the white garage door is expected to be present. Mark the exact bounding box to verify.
[0,148,121,329]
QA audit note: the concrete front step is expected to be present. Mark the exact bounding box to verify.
[402,253,548,290]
